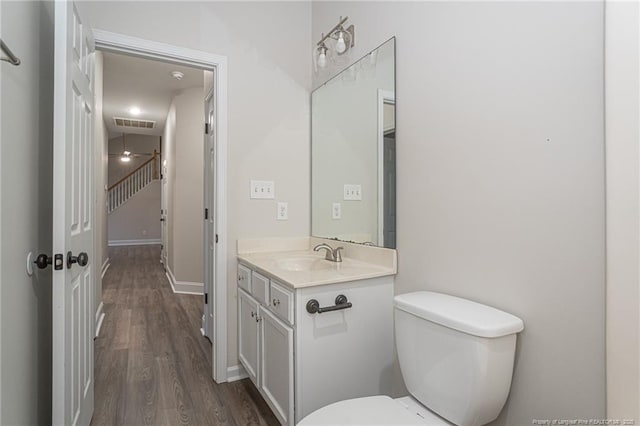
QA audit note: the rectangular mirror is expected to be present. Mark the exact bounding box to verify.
[311,37,396,248]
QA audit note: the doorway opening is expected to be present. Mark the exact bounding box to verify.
[93,31,228,384]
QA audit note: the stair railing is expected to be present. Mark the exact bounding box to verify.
[107,150,159,213]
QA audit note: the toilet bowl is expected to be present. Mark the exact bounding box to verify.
[298,291,524,426]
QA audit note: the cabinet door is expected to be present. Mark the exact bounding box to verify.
[260,307,294,425]
[238,289,260,387]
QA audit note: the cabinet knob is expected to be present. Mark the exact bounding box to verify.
[251,311,255,317]
[272,298,280,306]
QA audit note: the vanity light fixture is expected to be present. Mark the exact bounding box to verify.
[317,42,328,68]
[315,16,355,68]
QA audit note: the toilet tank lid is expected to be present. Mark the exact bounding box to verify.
[394,291,524,338]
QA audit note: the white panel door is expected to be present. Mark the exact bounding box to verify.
[238,289,260,387]
[52,2,95,425]
[260,307,294,425]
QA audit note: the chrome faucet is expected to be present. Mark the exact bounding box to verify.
[313,243,344,262]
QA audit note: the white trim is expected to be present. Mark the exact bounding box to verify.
[164,265,205,295]
[0,2,4,416]
[377,90,395,247]
[94,302,105,338]
[107,238,161,247]
[637,2,640,413]
[100,257,110,279]
[226,364,248,383]
[93,29,229,384]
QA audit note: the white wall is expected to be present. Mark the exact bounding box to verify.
[605,0,640,419]
[77,1,312,367]
[313,2,605,424]
[172,87,204,283]
[0,1,54,423]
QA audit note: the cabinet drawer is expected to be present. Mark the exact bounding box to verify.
[238,264,252,293]
[252,271,270,306]
[270,280,294,325]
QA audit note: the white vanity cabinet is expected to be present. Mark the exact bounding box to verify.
[238,284,295,425]
[237,261,394,425]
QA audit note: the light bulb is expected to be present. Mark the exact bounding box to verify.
[318,51,327,68]
[129,107,140,116]
[335,32,346,54]
[120,156,131,163]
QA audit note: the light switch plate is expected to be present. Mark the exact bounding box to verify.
[277,202,288,220]
[332,203,341,219]
[250,180,275,199]
[344,184,362,201]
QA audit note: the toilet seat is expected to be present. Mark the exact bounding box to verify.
[298,395,451,426]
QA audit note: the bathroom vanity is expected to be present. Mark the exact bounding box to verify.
[236,237,397,425]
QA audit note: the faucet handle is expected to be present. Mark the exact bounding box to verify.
[334,247,344,262]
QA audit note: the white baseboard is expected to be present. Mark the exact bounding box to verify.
[164,265,204,295]
[95,302,105,338]
[227,364,248,382]
[108,238,161,247]
[100,257,110,279]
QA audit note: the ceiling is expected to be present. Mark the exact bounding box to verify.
[102,51,204,137]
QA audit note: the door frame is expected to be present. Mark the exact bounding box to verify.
[93,30,229,383]
[203,88,215,342]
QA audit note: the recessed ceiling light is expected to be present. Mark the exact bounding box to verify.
[129,106,141,116]
[171,71,184,81]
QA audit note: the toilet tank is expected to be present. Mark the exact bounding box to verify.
[394,292,524,426]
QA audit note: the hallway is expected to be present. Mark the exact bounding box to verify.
[92,245,278,425]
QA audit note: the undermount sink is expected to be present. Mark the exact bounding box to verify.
[275,255,334,272]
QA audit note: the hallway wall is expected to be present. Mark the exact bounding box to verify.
[161,87,204,286]
[107,134,161,245]
[108,181,162,245]
[0,1,54,424]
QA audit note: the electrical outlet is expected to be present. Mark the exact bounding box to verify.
[343,184,362,201]
[332,203,341,219]
[250,180,275,199]
[277,202,288,220]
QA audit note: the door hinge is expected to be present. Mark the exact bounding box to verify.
[204,208,209,220]
[204,293,208,304]
[215,234,219,243]
[205,123,210,134]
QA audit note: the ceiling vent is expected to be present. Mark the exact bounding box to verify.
[113,117,155,129]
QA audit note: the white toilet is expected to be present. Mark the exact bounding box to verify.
[298,291,524,426]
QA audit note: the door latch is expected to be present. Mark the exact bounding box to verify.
[34,253,64,270]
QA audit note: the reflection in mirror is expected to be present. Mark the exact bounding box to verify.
[311,37,395,248]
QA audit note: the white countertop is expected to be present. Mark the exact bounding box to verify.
[237,249,396,289]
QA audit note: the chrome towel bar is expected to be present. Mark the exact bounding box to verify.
[1,39,21,66]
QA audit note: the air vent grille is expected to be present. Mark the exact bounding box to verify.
[113,117,155,129]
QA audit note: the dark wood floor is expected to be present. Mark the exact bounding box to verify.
[92,245,278,426]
